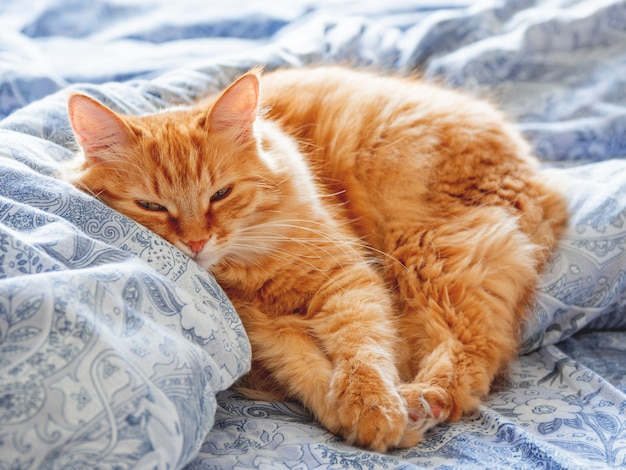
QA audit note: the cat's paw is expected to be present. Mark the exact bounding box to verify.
[328,361,407,452]
[396,384,449,448]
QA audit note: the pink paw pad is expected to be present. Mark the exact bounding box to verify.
[409,406,442,422]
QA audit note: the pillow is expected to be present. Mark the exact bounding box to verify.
[0,72,251,468]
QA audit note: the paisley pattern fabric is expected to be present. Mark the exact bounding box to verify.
[0,126,251,468]
[1,0,626,468]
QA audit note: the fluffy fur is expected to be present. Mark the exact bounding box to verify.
[65,66,567,452]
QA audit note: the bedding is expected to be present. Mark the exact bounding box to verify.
[1,0,626,468]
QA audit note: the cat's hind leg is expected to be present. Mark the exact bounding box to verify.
[385,208,539,446]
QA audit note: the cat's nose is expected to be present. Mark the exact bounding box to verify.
[185,239,208,255]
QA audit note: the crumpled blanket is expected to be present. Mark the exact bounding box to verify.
[1,0,626,468]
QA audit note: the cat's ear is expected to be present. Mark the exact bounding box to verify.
[68,94,134,163]
[207,71,260,142]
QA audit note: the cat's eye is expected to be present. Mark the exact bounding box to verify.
[136,200,168,212]
[210,186,232,202]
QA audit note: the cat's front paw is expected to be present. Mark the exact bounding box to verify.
[396,384,449,448]
[328,361,407,452]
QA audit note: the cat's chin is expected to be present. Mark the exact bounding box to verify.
[172,239,224,270]
[175,245,220,270]
[193,254,221,271]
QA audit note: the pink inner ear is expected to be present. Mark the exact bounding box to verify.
[208,73,260,137]
[68,94,132,161]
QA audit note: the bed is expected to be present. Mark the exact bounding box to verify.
[1,0,626,468]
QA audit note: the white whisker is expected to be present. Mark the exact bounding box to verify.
[238,218,412,277]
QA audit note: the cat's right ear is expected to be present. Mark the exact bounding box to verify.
[68,94,134,164]
[206,71,260,143]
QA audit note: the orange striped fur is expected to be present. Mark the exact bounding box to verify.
[65,66,567,451]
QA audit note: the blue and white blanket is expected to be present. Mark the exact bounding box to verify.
[1,0,626,468]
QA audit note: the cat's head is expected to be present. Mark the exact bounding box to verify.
[67,70,309,271]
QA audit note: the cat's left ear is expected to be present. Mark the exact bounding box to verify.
[207,70,260,142]
[68,93,135,164]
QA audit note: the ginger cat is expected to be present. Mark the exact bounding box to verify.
[65,66,567,452]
